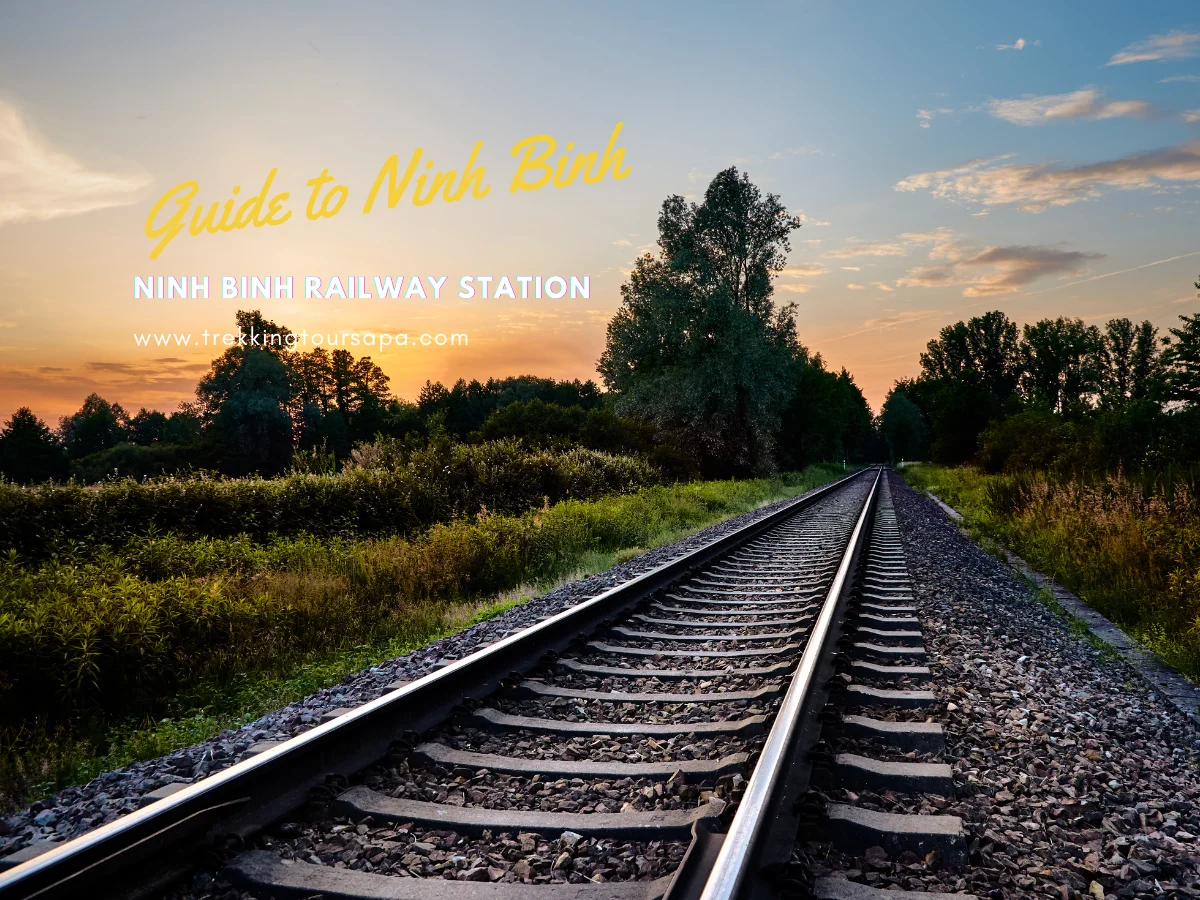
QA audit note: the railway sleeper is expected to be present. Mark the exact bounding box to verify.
[820,804,966,867]
[508,680,783,703]
[411,743,750,781]
[327,785,727,839]
[608,626,806,643]
[813,875,977,899]
[554,659,794,680]
[225,849,674,899]
[585,641,800,658]
[847,660,931,683]
[831,753,954,796]
[466,707,768,737]
[838,715,944,754]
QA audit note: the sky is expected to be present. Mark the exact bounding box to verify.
[2,1,1200,422]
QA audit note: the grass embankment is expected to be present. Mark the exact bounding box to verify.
[0,463,845,810]
[900,463,1200,683]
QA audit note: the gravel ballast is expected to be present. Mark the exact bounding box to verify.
[802,473,1200,899]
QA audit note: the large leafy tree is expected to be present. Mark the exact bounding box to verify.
[290,347,392,456]
[58,393,129,459]
[196,310,295,475]
[903,311,1022,464]
[1162,276,1200,405]
[599,167,802,475]
[1100,317,1164,405]
[919,311,1022,411]
[880,390,929,462]
[776,352,875,468]
[1021,317,1104,412]
[0,407,68,483]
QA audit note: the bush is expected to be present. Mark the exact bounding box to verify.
[0,440,662,561]
[0,467,840,736]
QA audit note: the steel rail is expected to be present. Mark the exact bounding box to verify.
[695,466,881,900]
[0,467,873,900]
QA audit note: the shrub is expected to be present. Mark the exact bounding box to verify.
[0,440,662,561]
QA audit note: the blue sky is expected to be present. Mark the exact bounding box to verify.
[1,1,1198,416]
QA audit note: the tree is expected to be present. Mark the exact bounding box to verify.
[128,408,170,444]
[196,310,294,475]
[1166,313,1200,406]
[1021,317,1103,412]
[58,393,129,459]
[777,353,874,468]
[1100,318,1164,405]
[919,311,1021,411]
[599,167,802,475]
[0,408,68,483]
[880,391,928,462]
[290,347,392,456]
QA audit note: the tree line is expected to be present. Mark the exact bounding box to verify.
[882,283,1200,476]
[0,168,882,485]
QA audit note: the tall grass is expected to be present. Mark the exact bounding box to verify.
[0,439,661,560]
[0,464,843,810]
[902,464,1200,681]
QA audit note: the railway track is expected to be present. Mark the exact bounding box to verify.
[0,466,971,900]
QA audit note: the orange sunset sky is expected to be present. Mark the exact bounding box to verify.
[3,3,1200,424]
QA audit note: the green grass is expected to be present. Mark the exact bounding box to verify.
[900,463,1200,683]
[0,464,845,810]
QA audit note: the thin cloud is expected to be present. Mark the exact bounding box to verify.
[776,283,814,293]
[794,210,831,226]
[823,227,961,261]
[0,100,151,226]
[1161,74,1200,83]
[846,283,866,290]
[612,238,632,246]
[840,266,862,271]
[996,38,1027,51]
[898,244,1103,297]
[988,89,1156,125]
[871,282,895,292]
[779,264,829,277]
[916,107,954,129]
[862,309,942,329]
[894,140,1200,212]
[824,240,908,259]
[1185,109,1200,124]
[1107,30,1200,66]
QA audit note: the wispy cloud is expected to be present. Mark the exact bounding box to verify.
[1020,250,1200,296]
[776,283,814,293]
[794,210,831,226]
[840,266,862,271]
[1161,74,1200,83]
[862,309,942,329]
[824,240,908,259]
[0,100,151,226]
[988,88,1156,125]
[824,227,960,261]
[1185,109,1200,124]
[916,107,954,128]
[996,37,1027,51]
[846,283,865,290]
[898,243,1102,297]
[894,141,1200,212]
[612,238,632,246]
[1107,30,1200,66]
[871,282,895,292]
[779,264,829,277]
